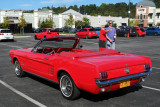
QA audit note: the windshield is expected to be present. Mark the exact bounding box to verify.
[89,29,94,31]
[38,39,76,49]
[1,30,12,33]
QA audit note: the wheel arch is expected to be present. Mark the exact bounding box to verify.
[13,57,18,64]
[57,69,79,88]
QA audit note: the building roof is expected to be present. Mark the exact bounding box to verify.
[136,0,156,7]
[62,9,82,16]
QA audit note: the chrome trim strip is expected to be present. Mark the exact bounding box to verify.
[95,68,152,87]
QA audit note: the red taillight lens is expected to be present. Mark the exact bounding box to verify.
[0,33,4,35]
[99,72,108,81]
[144,64,150,72]
[130,29,132,33]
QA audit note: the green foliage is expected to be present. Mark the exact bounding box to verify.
[64,15,74,27]
[75,20,83,27]
[152,0,160,8]
[1,17,9,28]
[18,13,26,35]
[40,18,54,28]
[82,17,90,26]
[39,2,137,18]
[129,20,140,27]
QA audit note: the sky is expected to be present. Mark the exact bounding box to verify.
[1,0,142,10]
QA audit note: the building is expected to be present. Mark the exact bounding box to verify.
[0,9,128,33]
[136,0,160,27]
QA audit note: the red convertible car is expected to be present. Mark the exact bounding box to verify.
[76,28,98,39]
[34,28,59,40]
[9,37,152,100]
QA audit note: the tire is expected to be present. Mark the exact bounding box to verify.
[35,35,37,40]
[155,32,158,36]
[59,72,80,100]
[14,60,25,77]
[86,35,89,39]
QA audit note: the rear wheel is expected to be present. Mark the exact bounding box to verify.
[14,60,25,77]
[59,72,80,100]
[155,32,158,36]
[86,35,89,39]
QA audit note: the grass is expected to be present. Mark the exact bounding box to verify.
[14,34,30,36]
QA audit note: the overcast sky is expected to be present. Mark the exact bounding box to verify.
[1,0,142,10]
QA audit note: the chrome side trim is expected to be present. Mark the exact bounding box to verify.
[95,68,152,87]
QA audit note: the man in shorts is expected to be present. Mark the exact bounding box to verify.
[105,20,117,50]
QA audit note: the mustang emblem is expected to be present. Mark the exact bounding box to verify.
[125,68,130,74]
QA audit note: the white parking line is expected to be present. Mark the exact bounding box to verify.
[0,80,47,107]
[14,36,31,38]
[152,67,160,70]
[0,43,22,48]
[142,85,160,92]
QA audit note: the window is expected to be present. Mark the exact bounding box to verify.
[144,15,145,19]
[140,14,143,19]
[149,14,153,19]
[138,15,139,19]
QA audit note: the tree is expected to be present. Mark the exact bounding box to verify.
[18,13,26,35]
[64,14,74,27]
[38,18,41,28]
[82,17,90,26]
[1,17,9,28]
[129,19,140,27]
[75,20,83,27]
[40,18,54,28]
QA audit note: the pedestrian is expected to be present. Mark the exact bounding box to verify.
[105,20,117,50]
[99,25,107,50]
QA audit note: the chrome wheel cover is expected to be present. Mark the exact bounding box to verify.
[15,61,20,76]
[60,75,73,97]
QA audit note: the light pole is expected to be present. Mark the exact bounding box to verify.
[128,0,131,26]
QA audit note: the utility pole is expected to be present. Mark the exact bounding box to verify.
[128,0,131,26]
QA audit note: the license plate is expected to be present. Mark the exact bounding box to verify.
[6,37,9,39]
[120,80,130,88]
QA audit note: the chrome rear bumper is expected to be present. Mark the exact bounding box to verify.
[95,68,152,87]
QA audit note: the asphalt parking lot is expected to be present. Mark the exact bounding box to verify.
[0,35,160,107]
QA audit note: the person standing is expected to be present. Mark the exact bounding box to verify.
[99,25,107,49]
[105,21,117,50]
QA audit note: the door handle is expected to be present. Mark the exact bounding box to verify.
[44,57,48,60]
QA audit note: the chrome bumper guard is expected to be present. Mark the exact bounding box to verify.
[95,68,152,87]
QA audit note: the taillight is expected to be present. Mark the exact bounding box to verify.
[99,72,108,81]
[144,64,150,72]
[11,33,14,35]
[0,33,4,35]
[130,29,132,33]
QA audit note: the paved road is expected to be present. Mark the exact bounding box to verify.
[0,35,160,107]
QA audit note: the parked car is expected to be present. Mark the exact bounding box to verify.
[75,26,94,32]
[55,28,63,32]
[76,28,98,39]
[135,28,146,37]
[9,36,152,100]
[34,28,59,40]
[0,29,14,41]
[146,27,160,36]
[116,28,126,37]
[62,27,76,33]
[94,27,101,37]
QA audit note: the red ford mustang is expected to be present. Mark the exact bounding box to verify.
[9,37,152,100]
[76,28,98,39]
[34,28,59,40]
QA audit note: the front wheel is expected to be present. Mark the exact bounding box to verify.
[59,73,80,100]
[155,32,158,36]
[14,60,25,77]
[86,35,89,39]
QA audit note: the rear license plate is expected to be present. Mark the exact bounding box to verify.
[120,80,130,88]
[6,37,9,39]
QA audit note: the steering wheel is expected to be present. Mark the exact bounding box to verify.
[46,49,55,55]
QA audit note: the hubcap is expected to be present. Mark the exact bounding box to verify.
[15,62,20,76]
[60,75,73,97]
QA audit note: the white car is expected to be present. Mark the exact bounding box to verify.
[0,29,14,41]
